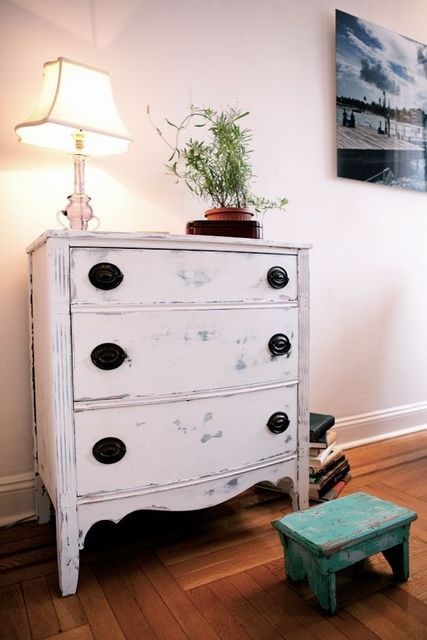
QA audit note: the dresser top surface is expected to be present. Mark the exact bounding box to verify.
[27,230,311,254]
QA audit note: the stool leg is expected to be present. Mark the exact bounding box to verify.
[284,540,306,582]
[383,540,409,581]
[286,544,338,614]
[309,572,337,615]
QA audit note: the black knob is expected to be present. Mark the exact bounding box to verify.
[88,263,124,290]
[267,266,289,289]
[268,333,291,356]
[92,437,126,464]
[91,343,127,370]
[267,412,290,434]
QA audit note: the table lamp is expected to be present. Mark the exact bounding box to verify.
[15,57,132,230]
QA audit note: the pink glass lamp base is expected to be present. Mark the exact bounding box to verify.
[56,152,100,231]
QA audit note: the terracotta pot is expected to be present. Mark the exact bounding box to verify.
[204,207,254,221]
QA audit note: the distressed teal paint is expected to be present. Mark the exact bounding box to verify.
[272,491,417,614]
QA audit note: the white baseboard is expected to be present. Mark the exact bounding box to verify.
[333,401,427,449]
[0,472,35,527]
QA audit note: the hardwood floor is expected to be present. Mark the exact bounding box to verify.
[1,430,427,639]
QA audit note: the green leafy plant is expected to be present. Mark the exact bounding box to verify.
[148,105,288,216]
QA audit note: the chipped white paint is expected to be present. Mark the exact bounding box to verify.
[74,384,298,495]
[76,456,301,545]
[72,306,299,401]
[28,231,310,595]
[30,239,79,595]
[71,248,298,304]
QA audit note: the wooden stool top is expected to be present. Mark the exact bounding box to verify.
[273,492,417,557]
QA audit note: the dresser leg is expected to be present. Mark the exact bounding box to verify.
[290,485,308,511]
[55,503,80,596]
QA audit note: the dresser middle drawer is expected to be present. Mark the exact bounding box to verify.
[72,306,298,401]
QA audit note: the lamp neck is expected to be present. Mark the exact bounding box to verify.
[62,131,94,230]
[72,130,87,194]
[73,153,87,195]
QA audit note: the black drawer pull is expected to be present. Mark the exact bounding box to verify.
[267,266,289,289]
[91,343,127,370]
[92,437,126,464]
[267,412,290,434]
[88,263,124,290]
[268,333,291,356]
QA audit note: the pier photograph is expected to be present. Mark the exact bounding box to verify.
[336,10,427,192]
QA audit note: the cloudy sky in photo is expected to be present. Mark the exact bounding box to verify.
[336,10,427,110]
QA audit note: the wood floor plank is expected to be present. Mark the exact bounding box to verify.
[346,597,413,640]
[378,461,427,498]
[399,568,427,600]
[367,592,426,639]
[384,587,427,626]
[345,432,427,477]
[22,575,61,640]
[0,522,52,545]
[45,572,87,631]
[0,559,57,587]
[347,446,427,478]
[77,565,126,640]
[0,583,32,640]
[0,532,55,558]
[0,545,57,572]
[188,583,253,640]
[346,459,426,494]
[228,570,319,640]
[170,534,283,590]
[93,560,157,640]
[117,555,189,640]
[329,608,381,640]
[137,551,220,640]
[43,624,94,640]
[170,531,278,576]
[159,512,283,566]
[247,564,353,640]
[209,576,289,640]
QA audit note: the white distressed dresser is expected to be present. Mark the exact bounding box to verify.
[27,230,310,595]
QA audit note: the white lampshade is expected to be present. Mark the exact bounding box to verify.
[15,57,132,156]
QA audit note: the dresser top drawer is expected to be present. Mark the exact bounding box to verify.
[70,248,297,305]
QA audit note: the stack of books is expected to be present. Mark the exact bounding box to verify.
[309,413,351,501]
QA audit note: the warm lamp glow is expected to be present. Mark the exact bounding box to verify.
[14,58,133,230]
[15,58,132,156]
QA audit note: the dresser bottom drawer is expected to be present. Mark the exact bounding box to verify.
[75,385,298,496]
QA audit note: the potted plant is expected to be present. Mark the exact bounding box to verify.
[148,105,288,224]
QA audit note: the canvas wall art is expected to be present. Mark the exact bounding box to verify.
[336,10,427,192]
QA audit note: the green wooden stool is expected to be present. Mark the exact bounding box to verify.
[272,491,417,614]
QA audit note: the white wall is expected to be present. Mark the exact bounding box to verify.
[1,0,427,524]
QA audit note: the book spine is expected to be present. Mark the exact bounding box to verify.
[309,454,346,482]
[309,413,335,441]
[309,446,343,473]
[315,475,350,502]
[309,463,350,499]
